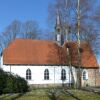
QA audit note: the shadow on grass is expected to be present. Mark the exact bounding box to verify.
[63,90,81,100]
[0,93,25,100]
[11,93,25,100]
[48,92,57,100]
[47,89,57,100]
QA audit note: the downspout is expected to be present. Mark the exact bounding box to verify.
[10,65,11,74]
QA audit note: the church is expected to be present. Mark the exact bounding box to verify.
[0,11,99,88]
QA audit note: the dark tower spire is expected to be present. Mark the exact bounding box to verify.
[55,9,61,32]
[55,9,62,45]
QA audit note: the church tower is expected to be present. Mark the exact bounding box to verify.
[55,9,63,45]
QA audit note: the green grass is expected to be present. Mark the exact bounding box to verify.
[68,90,100,100]
[0,88,100,100]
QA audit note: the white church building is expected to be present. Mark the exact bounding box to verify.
[1,39,76,86]
[0,38,99,87]
[0,10,99,87]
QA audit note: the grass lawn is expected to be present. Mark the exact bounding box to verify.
[0,88,100,100]
[67,90,100,100]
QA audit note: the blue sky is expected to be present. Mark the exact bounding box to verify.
[0,0,53,32]
[0,0,99,32]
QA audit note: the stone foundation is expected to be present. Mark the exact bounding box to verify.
[29,83,71,89]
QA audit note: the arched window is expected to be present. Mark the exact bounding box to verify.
[61,69,66,80]
[83,71,88,80]
[26,69,31,80]
[44,69,49,80]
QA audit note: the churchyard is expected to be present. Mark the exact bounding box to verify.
[0,88,100,100]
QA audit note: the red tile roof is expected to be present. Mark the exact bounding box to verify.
[3,39,66,65]
[3,39,98,69]
[63,41,98,69]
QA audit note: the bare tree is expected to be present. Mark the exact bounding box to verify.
[1,20,21,48]
[21,20,40,39]
[48,0,100,53]
[0,20,41,51]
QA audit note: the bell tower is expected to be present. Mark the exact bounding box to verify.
[55,9,62,45]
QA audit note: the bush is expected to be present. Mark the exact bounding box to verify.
[0,68,7,94]
[13,75,29,93]
[0,68,28,94]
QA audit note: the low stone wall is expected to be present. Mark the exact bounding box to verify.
[29,83,69,89]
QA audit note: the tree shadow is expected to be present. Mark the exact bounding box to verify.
[11,93,24,100]
[48,93,57,100]
[0,93,24,100]
[47,89,58,100]
[11,93,25,100]
[63,90,81,100]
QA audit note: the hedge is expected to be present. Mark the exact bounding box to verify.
[0,68,28,94]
